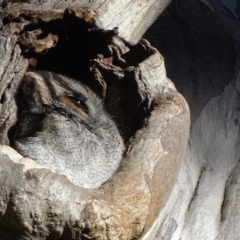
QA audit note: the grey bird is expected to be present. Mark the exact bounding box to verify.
[13,71,124,189]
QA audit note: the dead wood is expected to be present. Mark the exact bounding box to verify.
[0,1,190,239]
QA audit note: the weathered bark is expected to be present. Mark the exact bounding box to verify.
[142,0,240,239]
[0,0,171,44]
[0,1,190,240]
[0,35,28,145]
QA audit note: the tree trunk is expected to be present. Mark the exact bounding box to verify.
[0,1,190,240]
[142,0,240,239]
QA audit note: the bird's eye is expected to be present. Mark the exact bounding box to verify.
[68,96,86,109]
[73,98,82,105]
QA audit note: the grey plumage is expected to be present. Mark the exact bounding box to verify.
[13,71,124,189]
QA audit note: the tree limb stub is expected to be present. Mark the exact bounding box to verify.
[0,2,190,239]
[1,0,171,43]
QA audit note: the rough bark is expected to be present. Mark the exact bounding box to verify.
[0,0,171,44]
[0,1,190,240]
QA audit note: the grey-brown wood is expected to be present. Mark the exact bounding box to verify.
[0,1,190,239]
[0,34,28,145]
[1,0,171,43]
[141,0,240,239]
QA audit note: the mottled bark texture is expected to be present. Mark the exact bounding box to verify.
[0,1,190,240]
